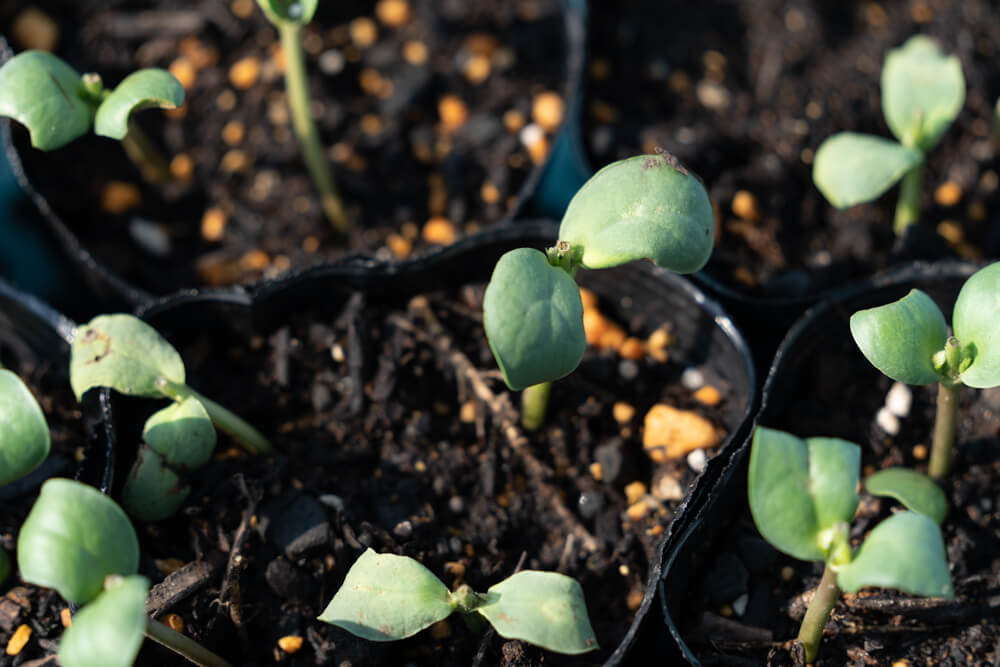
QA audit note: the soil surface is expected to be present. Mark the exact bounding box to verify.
[2,0,571,294]
[585,0,1000,299]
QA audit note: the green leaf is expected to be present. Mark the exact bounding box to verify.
[953,262,1000,388]
[477,571,598,655]
[318,549,454,641]
[0,51,95,150]
[58,575,149,667]
[18,478,139,604]
[70,314,185,401]
[256,0,318,25]
[94,69,184,140]
[881,35,964,152]
[836,511,953,598]
[850,289,947,385]
[748,427,860,562]
[812,133,923,208]
[121,445,190,521]
[865,468,947,524]
[482,248,586,391]
[143,398,216,469]
[0,369,50,486]
[558,153,714,272]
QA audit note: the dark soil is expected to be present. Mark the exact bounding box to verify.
[2,0,571,294]
[585,0,1000,299]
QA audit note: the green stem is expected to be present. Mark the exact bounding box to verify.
[893,162,924,236]
[145,617,231,667]
[929,380,960,479]
[278,21,347,231]
[158,379,272,454]
[120,120,173,185]
[521,381,551,431]
[796,561,841,664]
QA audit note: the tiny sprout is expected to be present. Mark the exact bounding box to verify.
[483,153,714,429]
[850,262,1000,478]
[813,36,964,235]
[749,427,952,663]
[319,548,599,655]
[0,51,184,184]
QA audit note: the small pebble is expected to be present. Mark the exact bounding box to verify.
[912,444,928,460]
[228,57,260,89]
[129,219,172,257]
[934,181,962,206]
[612,402,635,424]
[885,382,912,418]
[589,462,604,481]
[696,80,730,111]
[519,122,545,149]
[618,359,639,381]
[169,57,197,90]
[937,220,963,245]
[732,593,749,616]
[60,607,72,627]
[626,588,644,611]
[393,520,413,538]
[169,153,194,182]
[318,49,345,75]
[618,337,644,361]
[6,625,31,656]
[624,481,647,506]
[625,499,649,521]
[532,91,564,132]
[423,217,457,245]
[201,207,227,241]
[403,40,428,65]
[165,614,184,633]
[438,95,468,132]
[464,54,491,84]
[101,181,141,214]
[647,326,672,362]
[693,385,721,406]
[349,17,377,48]
[876,406,900,436]
[686,448,708,473]
[652,470,683,501]
[643,404,719,462]
[376,0,410,26]
[731,190,760,221]
[577,490,604,519]
[681,367,705,391]
[448,496,465,513]
[278,636,304,654]
[12,8,59,51]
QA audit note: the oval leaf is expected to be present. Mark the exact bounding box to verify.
[0,51,94,150]
[478,570,598,655]
[143,398,216,469]
[882,36,964,151]
[865,468,947,524]
[953,262,1000,388]
[850,289,947,385]
[256,0,319,25]
[18,478,139,604]
[749,427,859,562]
[483,248,585,391]
[94,69,184,140]
[812,133,922,208]
[836,511,953,598]
[0,369,50,486]
[318,549,454,641]
[70,314,185,401]
[58,575,149,667]
[121,445,191,522]
[558,153,714,272]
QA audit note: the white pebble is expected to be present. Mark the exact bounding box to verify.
[318,494,345,512]
[318,50,345,75]
[876,406,900,435]
[885,381,912,418]
[732,593,749,616]
[519,122,544,148]
[129,218,171,257]
[681,367,705,391]
[686,448,708,473]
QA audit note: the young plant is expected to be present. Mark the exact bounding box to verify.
[257,0,347,230]
[812,36,964,235]
[749,426,952,663]
[0,50,184,184]
[850,261,1000,478]
[483,152,714,429]
[319,548,598,655]
[17,478,231,667]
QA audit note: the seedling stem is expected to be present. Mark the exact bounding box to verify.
[930,380,960,479]
[520,381,551,431]
[157,377,271,454]
[796,561,841,664]
[893,163,923,235]
[145,616,231,667]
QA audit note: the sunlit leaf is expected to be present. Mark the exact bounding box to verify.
[58,576,149,667]
[0,369,50,486]
[0,51,93,150]
[865,468,947,524]
[812,133,922,208]
[94,69,184,140]
[953,262,1000,388]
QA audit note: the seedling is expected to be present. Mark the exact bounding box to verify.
[257,0,347,230]
[0,50,184,184]
[749,427,952,663]
[319,548,598,655]
[483,152,714,429]
[850,262,1000,478]
[812,36,964,235]
[17,478,230,667]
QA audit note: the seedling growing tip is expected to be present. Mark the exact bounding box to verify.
[812,36,964,235]
[749,427,952,663]
[850,262,1000,477]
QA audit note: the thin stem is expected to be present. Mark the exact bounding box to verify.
[929,380,960,479]
[893,162,924,236]
[120,121,173,185]
[145,617,231,667]
[158,379,272,454]
[520,381,551,431]
[797,561,841,664]
[278,21,347,231]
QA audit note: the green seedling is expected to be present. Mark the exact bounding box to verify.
[850,261,1000,478]
[17,478,230,667]
[812,36,964,235]
[257,0,347,230]
[749,427,952,663]
[319,548,598,655]
[483,152,714,429]
[0,50,184,184]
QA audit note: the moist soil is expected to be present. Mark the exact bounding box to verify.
[0,275,739,666]
[2,0,569,294]
[585,0,1000,299]
[683,311,1000,665]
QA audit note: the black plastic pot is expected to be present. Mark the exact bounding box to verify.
[113,220,757,665]
[659,259,982,665]
[1,0,588,310]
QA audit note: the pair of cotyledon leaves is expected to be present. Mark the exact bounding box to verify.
[813,35,964,210]
[483,153,715,391]
[749,427,953,599]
